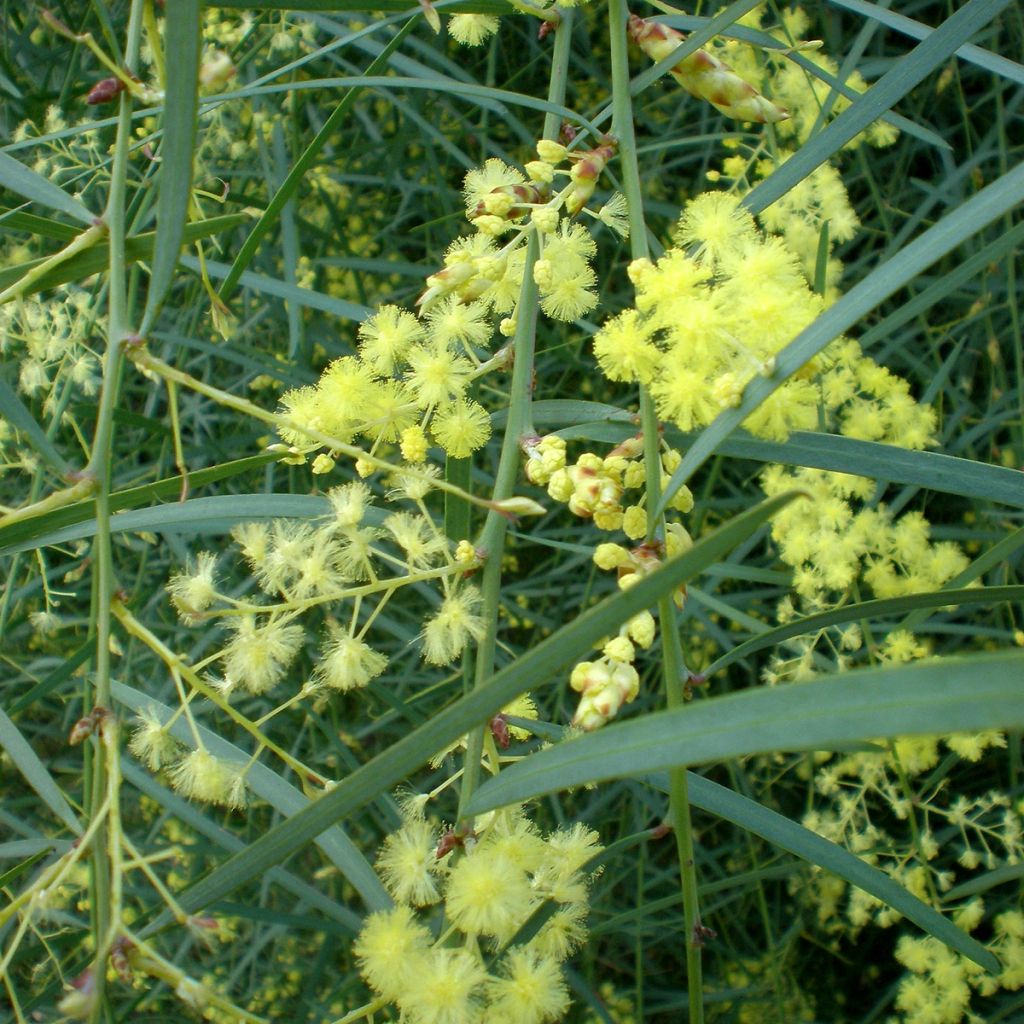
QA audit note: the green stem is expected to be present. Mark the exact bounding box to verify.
[86,3,144,1017]
[458,231,541,820]
[608,1,705,1019]
[457,13,573,820]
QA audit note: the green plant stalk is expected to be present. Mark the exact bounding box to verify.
[458,230,541,819]
[85,3,144,1016]
[608,0,704,1018]
[457,12,573,819]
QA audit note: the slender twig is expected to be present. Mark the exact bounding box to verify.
[457,11,574,821]
[608,1,705,1018]
[84,5,145,1017]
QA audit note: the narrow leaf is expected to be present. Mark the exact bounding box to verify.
[0,150,96,225]
[743,0,1014,215]
[121,760,362,934]
[139,0,201,335]
[219,17,417,301]
[0,214,246,298]
[0,373,72,475]
[465,651,1024,811]
[682,773,998,971]
[0,453,280,556]
[141,492,802,932]
[0,707,82,834]
[113,682,390,912]
[705,586,1024,677]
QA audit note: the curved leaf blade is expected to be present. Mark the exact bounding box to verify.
[139,0,201,335]
[683,773,998,971]
[0,150,96,225]
[140,491,802,932]
[465,651,1024,812]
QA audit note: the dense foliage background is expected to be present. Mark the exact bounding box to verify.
[1,1,1022,1022]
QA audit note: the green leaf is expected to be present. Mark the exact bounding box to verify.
[0,707,82,834]
[703,433,1024,509]
[0,848,55,889]
[0,372,72,476]
[0,453,280,556]
[112,682,391,912]
[121,759,362,934]
[743,0,1014,215]
[140,491,801,933]
[0,206,80,241]
[9,643,92,714]
[1,494,374,557]
[465,650,1024,815]
[218,17,417,301]
[139,0,201,336]
[0,150,96,225]
[655,158,1024,519]
[681,773,999,971]
[0,214,246,298]
[831,0,1024,86]
[530,402,1024,509]
[703,585,1024,683]
[183,255,371,322]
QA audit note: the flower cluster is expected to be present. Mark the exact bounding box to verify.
[894,910,1024,1023]
[524,434,693,727]
[419,139,625,324]
[275,139,622,474]
[131,478,484,809]
[355,802,602,1024]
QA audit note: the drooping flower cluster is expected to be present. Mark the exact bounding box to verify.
[524,434,693,728]
[131,478,484,809]
[356,802,602,1024]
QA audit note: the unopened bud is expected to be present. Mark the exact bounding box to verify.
[536,139,567,163]
[490,496,547,519]
[86,77,125,105]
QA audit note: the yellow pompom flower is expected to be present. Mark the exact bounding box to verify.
[448,13,500,47]
[486,949,570,1024]
[375,816,443,906]
[422,585,485,664]
[445,848,535,942]
[431,398,492,458]
[354,906,433,1003]
[358,305,424,375]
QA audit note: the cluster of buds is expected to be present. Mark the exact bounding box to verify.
[571,631,644,730]
[523,433,568,486]
[527,435,697,728]
[531,435,694,537]
[628,15,789,124]
[469,180,553,236]
[593,531,693,609]
[549,452,628,531]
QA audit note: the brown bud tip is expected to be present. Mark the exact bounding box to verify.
[86,77,125,105]
[650,821,673,840]
[68,717,94,746]
[435,830,464,860]
[489,714,511,749]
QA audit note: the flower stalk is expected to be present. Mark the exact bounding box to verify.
[457,10,574,821]
[609,1,705,1019]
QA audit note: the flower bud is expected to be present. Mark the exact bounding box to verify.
[536,139,567,163]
